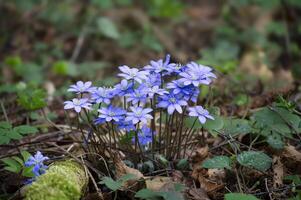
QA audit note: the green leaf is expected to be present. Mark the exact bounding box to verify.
[0,121,12,129]
[202,156,231,170]
[14,125,38,135]
[237,151,272,172]
[12,156,24,166]
[17,88,47,111]
[7,130,23,140]
[135,189,184,200]
[21,151,32,162]
[99,177,122,191]
[223,118,252,136]
[203,115,224,136]
[52,61,77,76]
[0,135,10,144]
[267,134,284,149]
[22,166,35,177]
[176,158,189,170]
[1,158,22,173]
[97,17,120,40]
[135,189,160,199]
[155,154,169,167]
[118,173,137,183]
[234,94,249,106]
[225,193,259,200]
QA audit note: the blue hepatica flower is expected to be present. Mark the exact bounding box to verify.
[126,86,148,105]
[144,72,162,88]
[115,120,136,132]
[67,81,95,94]
[125,106,153,124]
[188,106,214,124]
[64,98,92,113]
[132,125,155,146]
[91,87,115,104]
[168,63,187,74]
[144,54,176,74]
[147,86,168,99]
[25,151,49,177]
[118,65,149,84]
[114,79,134,96]
[98,106,126,122]
[179,62,216,87]
[167,80,200,103]
[157,93,187,115]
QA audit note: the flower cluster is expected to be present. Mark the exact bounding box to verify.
[25,151,49,183]
[64,55,215,150]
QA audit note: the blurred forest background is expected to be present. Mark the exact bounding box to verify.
[0,0,301,119]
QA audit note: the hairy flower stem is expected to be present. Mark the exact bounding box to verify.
[150,99,156,159]
[111,122,117,149]
[167,113,175,159]
[176,107,187,158]
[164,113,170,157]
[106,122,112,152]
[135,123,144,162]
[183,117,198,156]
[159,109,162,153]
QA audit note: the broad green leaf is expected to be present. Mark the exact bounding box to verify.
[118,173,137,182]
[0,135,10,144]
[17,88,47,110]
[267,134,284,149]
[202,156,231,170]
[234,94,249,106]
[176,158,189,170]
[22,166,35,177]
[12,156,24,166]
[135,189,184,200]
[225,193,259,200]
[7,130,23,140]
[203,115,224,136]
[141,161,155,173]
[237,151,272,172]
[135,189,160,199]
[99,177,122,191]
[284,175,301,185]
[0,121,12,129]
[21,151,32,161]
[223,118,252,136]
[155,154,169,167]
[97,17,120,39]
[1,158,22,173]
[14,125,38,135]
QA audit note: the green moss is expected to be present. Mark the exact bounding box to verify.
[25,160,88,200]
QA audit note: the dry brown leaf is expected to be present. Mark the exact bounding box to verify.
[145,176,173,191]
[187,188,211,200]
[283,145,301,163]
[113,153,144,190]
[207,169,225,184]
[191,146,209,165]
[191,168,224,194]
[273,156,284,188]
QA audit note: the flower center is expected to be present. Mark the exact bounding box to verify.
[169,97,176,103]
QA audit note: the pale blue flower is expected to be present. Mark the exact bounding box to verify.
[118,65,149,83]
[64,98,92,113]
[157,93,187,115]
[188,106,214,124]
[98,106,126,122]
[179,62,216,87]
[67,81,95,94]
[125,106,153,124]
[25,151,49,177]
